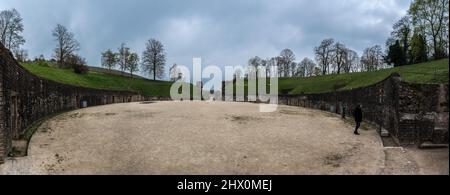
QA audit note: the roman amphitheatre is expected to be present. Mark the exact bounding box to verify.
[1,0,449,175]
[1,41,449,175]
[1,43,449,175]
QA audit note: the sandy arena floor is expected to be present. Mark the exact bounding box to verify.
[0,101,448,175]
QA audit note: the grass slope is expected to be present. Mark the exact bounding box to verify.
[21,59,448,97]
[279,59,449,95]
[21,63,173,97]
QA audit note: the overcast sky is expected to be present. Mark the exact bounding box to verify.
[1,0,411,80]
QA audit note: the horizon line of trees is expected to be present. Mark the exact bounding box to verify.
[0,8,168,79]
[244,40,386,79]
[245,0,449,79]
[101,39,166,80]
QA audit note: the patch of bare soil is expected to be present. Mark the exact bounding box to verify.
[379,147,420,175]
[277,106,309,115]
[323,142,362,168]
[226,114,261,124]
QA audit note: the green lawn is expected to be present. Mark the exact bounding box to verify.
[278,59,449,95]
[21,59,448,97]
[21,63,173,97]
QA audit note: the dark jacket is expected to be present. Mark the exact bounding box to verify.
[353,107,363,122]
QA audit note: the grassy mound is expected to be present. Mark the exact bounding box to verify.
[278,59,449,94]
[21,59,448,96]
[21,63,173,97]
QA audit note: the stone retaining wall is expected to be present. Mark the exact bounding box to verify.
[279,74,448,146]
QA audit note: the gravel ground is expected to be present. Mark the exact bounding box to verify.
[0,101,447,175]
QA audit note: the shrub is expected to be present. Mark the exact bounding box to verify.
[73,63,89,74]
[32,55,49,67]
[35,60,49,67]
[66,54,89,74]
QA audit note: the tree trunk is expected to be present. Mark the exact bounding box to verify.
[1,23,9,44]
[153,63,156,80]
[59,49,64,67]
[7,32,12,49]
[433,37,438,59]
[256,69,259,100]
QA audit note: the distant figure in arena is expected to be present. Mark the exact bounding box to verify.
[353,104,363,135]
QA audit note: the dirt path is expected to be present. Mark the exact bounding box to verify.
[0,101,447,175]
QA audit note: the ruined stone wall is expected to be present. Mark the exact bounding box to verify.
[0,43,169,163]
[0,56,5,163]
[396,83,449,144]
[279,74,449,146]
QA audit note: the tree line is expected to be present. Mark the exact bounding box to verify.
[51,23,168,78]
[385,0,448,67]
[244,0,448,79]
[245,40,385,79]
[101,39,166,80]
[1,7,168,78]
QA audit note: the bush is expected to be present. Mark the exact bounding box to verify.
[33,55,49,67]
[35,60,49,67]
[73,63,89,74]
[66,54,89,74]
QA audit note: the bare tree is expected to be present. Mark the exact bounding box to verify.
[279,49,296,77]
[0,9,25,51]
[101,49,118,72]
[295,61,305,77]
[343,49,359,73]
[117,43,130,74]
[361,45,384,72]
[52,24,80,68]
[300,57,317,77]
[267,57,278,78]
[117,43,139,76]
[290,62,298,77]
[234,69,243,80]
[260,59,269,78]
[275,56,284,77]
[332,42,347,74]
[126,52,139,76]
[315,38,334,75]
[142,39,166,80]
[169,63,182,81]
[13,49,28,62]
[248,56,262,78]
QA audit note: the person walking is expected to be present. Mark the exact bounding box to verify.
[353,104,363,135]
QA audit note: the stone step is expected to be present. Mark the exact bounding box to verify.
[380,128,390,137]
[419,141,449,149]
[432,127,448,144]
